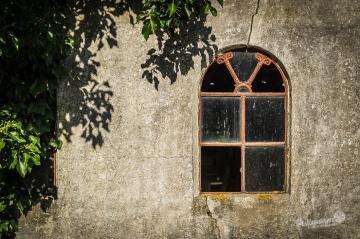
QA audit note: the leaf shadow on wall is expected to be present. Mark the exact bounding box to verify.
[141,15,218,90]
[58,1,142,148]
[58,1,217,148]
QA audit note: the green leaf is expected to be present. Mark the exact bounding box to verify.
[17,201,25,214]
[165,19,172,27]
[9,157,18,169]
[168,1,177,17]
[27,143,41,154]
[142,22,151,40]
[10,150,18,169]
[11,150,17,160]
[49,138,62,149]
[0,202,6,213]
[9,132,26,143]
[29,135,40,146]
[184,5,192,18]
[210,6,217,16]
[10,34,19,51]
[16,160,27,178]
[23,152,30,164]
[65,37,74,48]
[31,154,41,166]
[204,2,212,13]
[150,19,158,33]
[217,0,224,7]
[47,31,54,39]
[160,20,167,28]
[0,140,5,152]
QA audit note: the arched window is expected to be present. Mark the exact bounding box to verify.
[199,48,289,193]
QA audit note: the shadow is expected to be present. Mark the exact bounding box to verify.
[1,1,218,237]
[1,156,56,239]
[57,1,142,148]
[141,15,218,90]
[58,1,218,146]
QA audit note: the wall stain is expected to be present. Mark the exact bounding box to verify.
[296,210,346,229]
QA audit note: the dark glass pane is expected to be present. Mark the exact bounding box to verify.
[245,97,284,142]
[229,52,258,82]
[201,97,240,142]
[252,63,285,92]
[201,62,235,92]
[201,147,241,192]
[245,147,285,191]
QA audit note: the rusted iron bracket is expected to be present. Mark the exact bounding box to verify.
[216,52,272,93]
[246,53,272,88]
[216,52,241,89]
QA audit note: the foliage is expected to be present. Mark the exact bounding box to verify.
[138,0,223,40]
[0,0,69,237]
[0,0,222,237]
[0,108,42,178]
[0,107,60,237]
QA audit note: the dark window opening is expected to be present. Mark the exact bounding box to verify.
[245,147,285,192]
[201,97,240,143]
[251,63,285,92]
[229,52,258,82]
[201,147,241,192]
[201,62,235,92]
[245,97,285,142]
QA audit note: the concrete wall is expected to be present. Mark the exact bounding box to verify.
[18,0,360,238]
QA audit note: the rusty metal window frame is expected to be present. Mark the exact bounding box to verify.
[199,50,289,194]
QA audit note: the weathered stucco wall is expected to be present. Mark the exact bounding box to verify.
[18,0,360,238]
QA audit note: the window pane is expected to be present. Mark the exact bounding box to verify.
[229,52,258,82]
[245,147,285,192]
[201,62,235,92]
[245,97,285,142]
[201,147,241,192]
[252,63,285,92]
[201,97,240,142]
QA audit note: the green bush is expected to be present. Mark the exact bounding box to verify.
[0,107,61,237]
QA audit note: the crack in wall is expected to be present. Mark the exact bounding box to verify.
[205,197,222,239]
[247,0,261,48]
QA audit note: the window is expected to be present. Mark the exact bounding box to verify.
[199,49,289,193]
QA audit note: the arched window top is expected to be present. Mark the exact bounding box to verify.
[201,50,288,93]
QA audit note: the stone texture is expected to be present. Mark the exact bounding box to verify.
[17,0,360,238]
